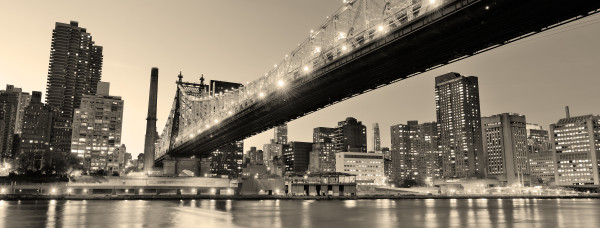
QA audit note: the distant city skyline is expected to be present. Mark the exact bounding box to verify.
[2,1,600,158]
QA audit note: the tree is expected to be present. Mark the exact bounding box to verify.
[16,150,38,172]
[40,151,82,175]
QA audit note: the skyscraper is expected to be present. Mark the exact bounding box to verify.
[70,82,123,172]
[19,91,54,170]
[310,127,337,173]
[209,140,244,178]
[274,124,288,145]
[390,121,441,185]
[45,21,103,155]
[0,85,30,159]
[550,111,600,186]
[372,123,381,152]
[435,72,483,178]
[481,113,529,187]
[283,141,313,174]
[334,117,367,152]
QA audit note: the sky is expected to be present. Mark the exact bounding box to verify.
[1,1,600,158]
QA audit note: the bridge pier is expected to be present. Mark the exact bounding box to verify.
[162,157,200,176]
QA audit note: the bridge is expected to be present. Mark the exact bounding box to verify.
[154,0,600,164]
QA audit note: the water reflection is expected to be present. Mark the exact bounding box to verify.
[1,199,599,227]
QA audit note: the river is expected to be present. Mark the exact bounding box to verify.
[1,198,597,227]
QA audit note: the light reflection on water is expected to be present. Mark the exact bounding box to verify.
[0,199,599,227]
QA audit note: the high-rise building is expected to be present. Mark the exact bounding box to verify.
[482,113,529,187]
[274,124,288,145]
[45,21,103,155]
[527,124,555,184]
[310,127,336,173]
[435,72,483,178]
[107,144,129,174]
[390,121,441,185]
[209,141,244,178]
[0,85,30,159]
[19,91,54,170]
[247,146,263,165]
[283,141,313,174]
[372,123,381,152]
[550,111,600,186]
[334,117,367,152]
[70,82,123,171]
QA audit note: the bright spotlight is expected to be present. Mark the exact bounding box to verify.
[259,92,265,98]
[378,26,384,31]
[303,66,309,72]
[429,0,436,4]
[277,80,285,87]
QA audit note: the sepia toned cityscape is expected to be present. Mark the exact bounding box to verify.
[1,0,600,227]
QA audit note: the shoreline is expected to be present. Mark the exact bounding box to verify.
[2,194,599,201]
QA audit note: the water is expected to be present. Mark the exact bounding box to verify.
[1,198,598,227]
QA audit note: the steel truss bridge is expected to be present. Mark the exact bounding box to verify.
[155,0,600,164]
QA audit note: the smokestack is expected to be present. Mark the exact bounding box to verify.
[565,106,570,118]
[144,68,159,172]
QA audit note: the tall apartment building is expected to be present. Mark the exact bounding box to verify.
[45,21,103,155]
[70,82,122,171]
[0,85,30,159]
[334,117,367,152]
[527,124,555,184]
[310,127,336,173]
[274,124,288,144]
[372,123,381,152]
[390,121,441,185]
[435,72,483,178]
[482,113,529,187]
[19,92,54,170]
[550,111,600,186]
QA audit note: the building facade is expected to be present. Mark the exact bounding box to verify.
[482,113,529,187]
[70,82,123,172]
[310,127,336,173]
[435,72,483,178]
[209,141,244,178]
[527,124,555,184]
[390,121,441,185]
[336,152,385,186]
[550,114,600,186]
[372,123,381,152]
[19,92,54,170]
[334,117,367,152]
[283,141,313,174]
[45,21,103,155]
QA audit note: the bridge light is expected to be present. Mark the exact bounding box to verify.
[429,0,436,4]
[228,111,232,115]
[303,66,309,72]
[485,6,490,10]
[259,92,265,98]
[277,80,285,87]
[190,134,194,138]
[205,124,210,128]
[274,64,277,68]
[378,26,384,32]
[338,32,346,39]
[310,29,314,33]
[314,47,321,53]
[342,46,347,51]
[214,119,219,124]
[1,188,5,193]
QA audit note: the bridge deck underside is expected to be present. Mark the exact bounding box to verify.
[158,0,600,163]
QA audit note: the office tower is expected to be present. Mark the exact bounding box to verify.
[550,110,600,186]
[19,91,54,170]
[482,113,529,187]
[336,152,385,186]
[144,68,159,171]
[70,82,123,172]
[334,117,367,152]
[274,124,288,144]
[283,141,313,174]
[310,127,336,173]
[247,147,264,165]
[45,21,103,155]
[526,124,555,184]
[390,121,441,185]
[209,141,244,178]
[435,72,483,178]
[0,85,30,159]
[373,123,381,152]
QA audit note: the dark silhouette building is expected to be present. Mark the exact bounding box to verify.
[0,85,30,159]
[283,141,313,174]
[435,72,483,178]
[19,91,54,170]
[334,117,367,152]
[45,21,103,155]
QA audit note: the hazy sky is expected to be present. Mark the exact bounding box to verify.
[2,1,600,158]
